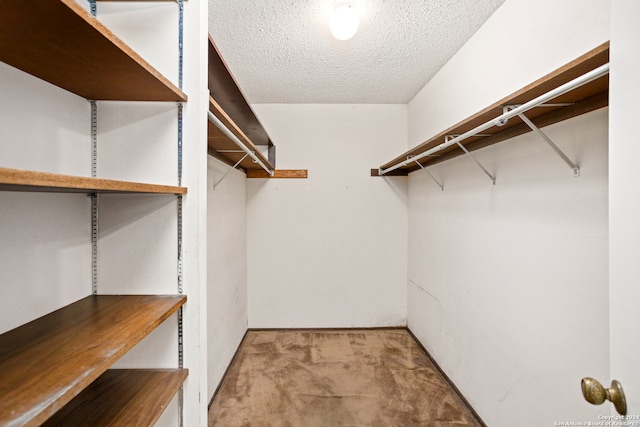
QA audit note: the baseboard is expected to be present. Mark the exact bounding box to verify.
[208,328,249,410]
[247,326,407,332]
[406,327,488,427]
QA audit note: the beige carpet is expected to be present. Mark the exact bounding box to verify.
[209,329,483,427]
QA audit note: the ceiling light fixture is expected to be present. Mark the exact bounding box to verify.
[330,0,359,41]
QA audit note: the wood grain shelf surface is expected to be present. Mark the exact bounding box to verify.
[0,295,186,427]
[0,167,187,194]
[208,97,276,172]
[42,369,188,426]
[0,0,186,102]
[246,170,308,179]
[376,42,610,175]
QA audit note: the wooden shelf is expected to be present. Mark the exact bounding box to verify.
[42,369,188,426]
[0,167,187,194]
[208,97,276,172]
[208,36,271,148]
[0,0,186,102]
[0,295,186,426]
[208,35,277,170]
[375,42,610,175]
[247,169,309,179]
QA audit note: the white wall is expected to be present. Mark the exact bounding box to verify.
[247,104,408,328]
[207,156,248,401]
[0,61,91,334]
[408,111,609,425]
[406,0,611,425]
[609,0,640,414]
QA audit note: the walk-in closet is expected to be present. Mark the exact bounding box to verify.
[1,1,638,426]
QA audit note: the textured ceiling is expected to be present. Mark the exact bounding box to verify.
[208,0,506,104]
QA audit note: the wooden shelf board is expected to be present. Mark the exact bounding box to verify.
[0,295,186,427]
[246,170,308,179]
[0,167,187,194]
[0,0,186,101]
[208,35,270,147]
[377,42,610,174]
[208,97,275,171]
[42,369,188,426]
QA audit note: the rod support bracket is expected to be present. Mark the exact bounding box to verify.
[516,112,581,177]
[447,135,496,185]
[414,159,443,191]
[213,153,250,189]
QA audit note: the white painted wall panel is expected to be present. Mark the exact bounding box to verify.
[207,156,248,401]
[95,102,178,186]
[247,104,408,328]
[408,111,609,425]
[0,62,90,175]
[609,0,640,414]
[406,1,611,425]
[0,63,91,335]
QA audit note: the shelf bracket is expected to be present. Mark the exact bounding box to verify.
[178,0,184,90]
[176,4,185,425]
[414,159,443,191]
[214,153,249,190]
[495,103,575,126]
[88,0,96,16]
[446,135,496,185]
[90,100,98,295]
[515,110,581,177]
[91,194,99,295]
[90,100,98,178]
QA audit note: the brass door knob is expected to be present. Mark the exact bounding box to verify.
[581,377,627,416]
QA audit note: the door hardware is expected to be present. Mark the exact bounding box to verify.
[581,377,627,416]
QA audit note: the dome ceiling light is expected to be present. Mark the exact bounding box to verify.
[329,0,359,41]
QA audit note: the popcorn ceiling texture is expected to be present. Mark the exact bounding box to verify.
[208,0,506,104]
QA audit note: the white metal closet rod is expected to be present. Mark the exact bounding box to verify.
[207,110,274,176]
[379,63,610,176]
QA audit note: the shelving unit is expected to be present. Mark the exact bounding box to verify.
[0,0,191,424]
[0,295,186,426]
[373,42,609,176]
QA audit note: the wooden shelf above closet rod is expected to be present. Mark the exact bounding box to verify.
[374,42,610,176]
[208,103,275,176]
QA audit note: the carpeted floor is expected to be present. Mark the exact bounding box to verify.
[208,329,483,427]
